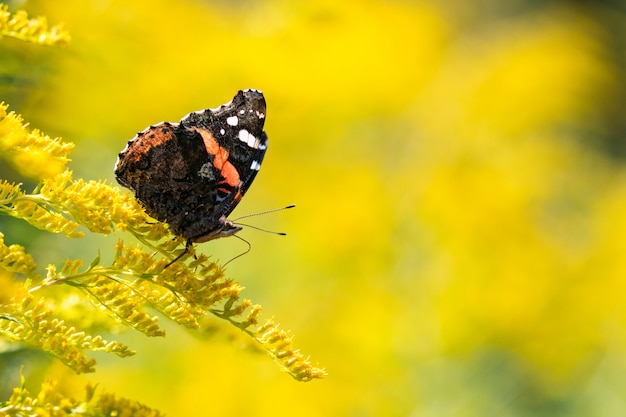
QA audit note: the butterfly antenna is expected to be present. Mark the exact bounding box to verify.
[233,222,287,236]
[231,204,295,221]
[222,234,252,267]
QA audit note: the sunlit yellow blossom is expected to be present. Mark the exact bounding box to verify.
[0,4,70,45]
[3,380,163,416]
[0,232,38,277]
[59,176,147,234]
[253,318,327,382]
[27,238,326,380]
[0,178,83,237]
[0,180,21,202]
[9,195,83,237]
[0,294,134,374]
[74,274,166,337]
[0,103,73,179]
[0,169,150,238]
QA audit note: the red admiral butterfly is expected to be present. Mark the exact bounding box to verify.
[114,89,268,248]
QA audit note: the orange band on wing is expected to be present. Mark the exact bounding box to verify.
[192,127,241,188]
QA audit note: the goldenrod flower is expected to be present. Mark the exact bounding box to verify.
[0,294,134,374]
[0,4,70,45]
[0,232,38,277]
[0,103,73,179]
[2,378,164,416]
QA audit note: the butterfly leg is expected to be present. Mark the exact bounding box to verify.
[164,239,194,268]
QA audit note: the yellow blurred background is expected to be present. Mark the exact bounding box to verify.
[2,0,626,415]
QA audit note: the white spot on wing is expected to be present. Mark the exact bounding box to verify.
[250,160,261,171]
[238,129,259,148]
[220,128,225,135]
[226,116,238,126]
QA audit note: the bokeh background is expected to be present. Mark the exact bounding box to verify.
[2,0,626,415]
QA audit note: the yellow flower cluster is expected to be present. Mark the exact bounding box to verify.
[110,240,240,331]
[0,232,38,277]
[78,274,167,337]
[0,294,135,374]
[95,391,164,417]
[37,169,148,235]
[0,101,149,237]
[1,179,83,238]
[0,169,151,239]
[202,297,328,381]
[1,379,163,416]
[0,102,73,179]
[0,3,70,45]
[166,259,327,381]
[35,239,327,380]
[255,318,327,382]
